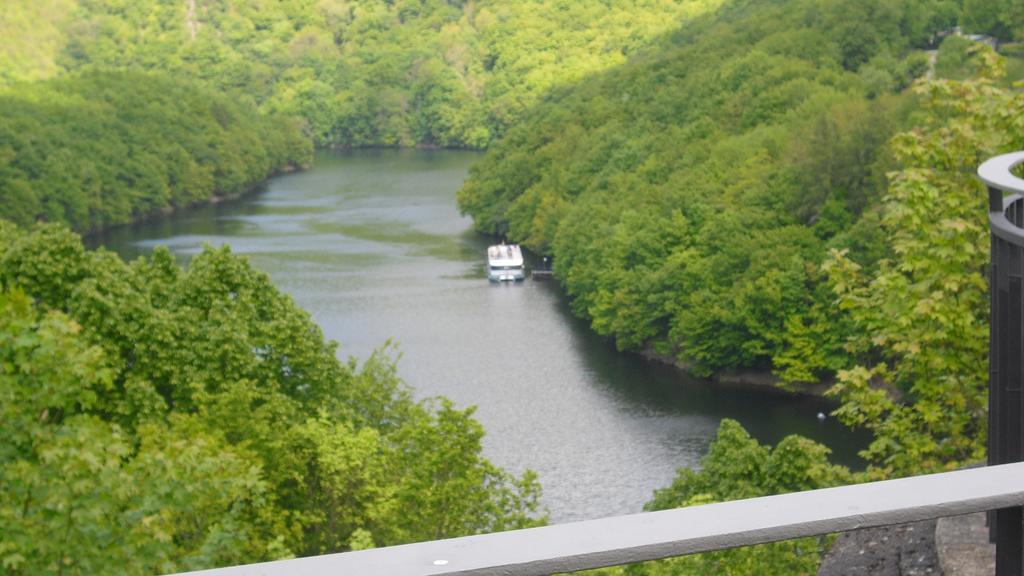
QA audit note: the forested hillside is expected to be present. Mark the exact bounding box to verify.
[3,0,1024,573]
[581,54,1024,576]
[0,223,542,574]
[0,0,75,83]
[457,0,1018,382]
[3,0,1019,153]
[2,0,728,148]
[0,71,310,232]
[456,0,1024,570]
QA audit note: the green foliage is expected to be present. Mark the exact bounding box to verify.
[961,0,1024,41]
[647,420,851,507]
[1,0,727,148]
[459,0,936,380]
[0,223,543,573]
[824,51,1024,476]
[0,0,76,85]
[0,70,311,231]
[616,420,849,575]
[936,35,987,80]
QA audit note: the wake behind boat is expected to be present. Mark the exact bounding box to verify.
[487,243,525,282]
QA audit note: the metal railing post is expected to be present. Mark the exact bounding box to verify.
[980,151,1024,575]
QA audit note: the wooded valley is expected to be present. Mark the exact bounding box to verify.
[2,0,1024,573]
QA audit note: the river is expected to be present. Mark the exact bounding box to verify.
[89,149,868,523]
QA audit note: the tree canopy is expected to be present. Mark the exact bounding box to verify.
[454,6,1024,568]
[457,0,958,380]
[825,51,1024,477]
[3,0,732,148]
[0,70,311,232]
[0,223,543,574]
[633,420,849,575]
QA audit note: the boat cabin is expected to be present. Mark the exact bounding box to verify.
[487,244,525,282]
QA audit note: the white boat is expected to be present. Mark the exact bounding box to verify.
[487,244,525,282]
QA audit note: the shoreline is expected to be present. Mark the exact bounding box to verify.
[637,347,834,398]
[82,149,836,403]
[80,162,305,240]
[528,258,837,400]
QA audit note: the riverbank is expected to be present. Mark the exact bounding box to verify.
[522,252,837,399]
[638,346,833,398]
[81,161,306,239]
[0,70,313,232]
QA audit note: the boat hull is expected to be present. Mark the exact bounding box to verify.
[488,270,525,282]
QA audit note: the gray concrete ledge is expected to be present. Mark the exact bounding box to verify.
[177,463,1024,576]
[936,512,995,576]
[818,519,940,576]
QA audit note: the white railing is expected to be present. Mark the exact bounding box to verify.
[179,462,1024,576]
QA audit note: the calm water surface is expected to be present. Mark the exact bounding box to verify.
[91,149,867,523]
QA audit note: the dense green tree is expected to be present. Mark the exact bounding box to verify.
[0,223,544,573]
[962,0,1024,41]
[0,288,274,574]
[824,50,1024,476]
[635,421,849,575]
[0,0,75,85]
[1,0,730,148]
[577,420,850,575]
[0,70,311,231]
[458,0,938,380]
